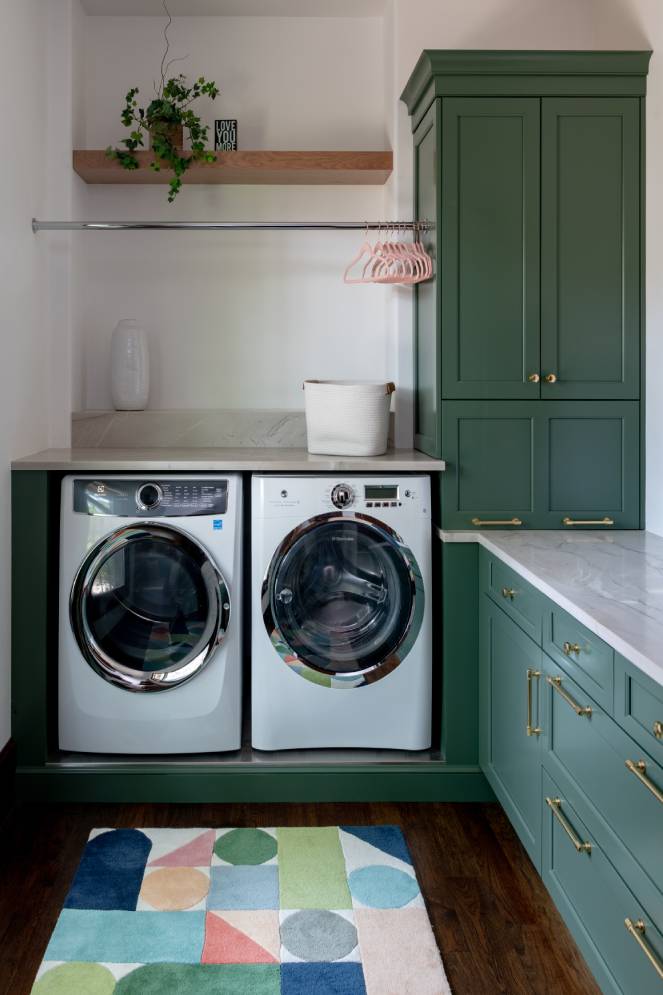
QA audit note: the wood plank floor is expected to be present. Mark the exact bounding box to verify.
[0,801,600,995]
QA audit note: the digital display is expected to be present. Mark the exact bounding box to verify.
[364,485,399,500]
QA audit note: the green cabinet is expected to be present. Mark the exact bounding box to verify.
[541,99,640,399]
[440,97,541,400]
[441,400,639,529]
[403,51,649,528]
[479,596,542,868]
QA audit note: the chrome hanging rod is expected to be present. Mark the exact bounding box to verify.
[32,218,432,233]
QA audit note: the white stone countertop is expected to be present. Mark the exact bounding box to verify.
[11,447,445,472]
[439,528,663,689]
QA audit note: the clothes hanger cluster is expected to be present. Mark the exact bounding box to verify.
[343,223,433,285]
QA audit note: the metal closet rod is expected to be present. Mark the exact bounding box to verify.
[32,218,432,233]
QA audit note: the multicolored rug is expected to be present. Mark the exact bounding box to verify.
[31,826,451,995]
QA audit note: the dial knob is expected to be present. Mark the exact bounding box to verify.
[331,483,354,509]
[136,482,163,511]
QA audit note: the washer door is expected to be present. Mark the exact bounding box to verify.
[262,514,424,688]
[70,524,230,692]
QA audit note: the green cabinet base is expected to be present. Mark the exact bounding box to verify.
[14,765,494,803]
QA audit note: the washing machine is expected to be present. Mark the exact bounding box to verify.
[251,475,432,750]
[59,474,242,754]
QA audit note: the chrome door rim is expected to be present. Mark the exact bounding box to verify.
[261,512,424,689]
[70,523,230,693]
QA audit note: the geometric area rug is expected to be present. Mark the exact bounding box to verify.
[31,826,452,994]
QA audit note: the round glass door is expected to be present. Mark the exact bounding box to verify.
[70,524,230,692]
[262,514,424,688]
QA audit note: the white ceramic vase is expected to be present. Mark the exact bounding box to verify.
[110,319,149,410]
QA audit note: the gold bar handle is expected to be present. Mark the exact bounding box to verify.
[562,517,614,527]
[545,797,592,853]
[547,676,593,717]
[625,760,663,805]
[527,668,542,736]
[471,517,523,527]
[624,919,663,980]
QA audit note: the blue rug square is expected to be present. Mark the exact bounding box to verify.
[207,865,279,910]
[281,962,367,995]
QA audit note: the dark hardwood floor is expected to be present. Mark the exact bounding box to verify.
[0,801,600,995]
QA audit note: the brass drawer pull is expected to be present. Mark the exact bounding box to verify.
[501,587,516,600]
[654,720,663,740]
[547,675,593,717]
[527,373,540,383]
[563,641,581,656]
[544,373,558,384]
[624,918,663,980]
[625,759,663,805]
[545,797,592,853]
[527,668,542,737]
[562,516,614,527]
[471,517,523,527]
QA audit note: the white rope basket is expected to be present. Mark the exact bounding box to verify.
[303,380,396,457]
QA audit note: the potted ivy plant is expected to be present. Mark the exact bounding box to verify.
[105,4,220,202]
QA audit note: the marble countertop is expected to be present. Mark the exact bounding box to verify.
[11,447,445,472]
[440,528,663,688]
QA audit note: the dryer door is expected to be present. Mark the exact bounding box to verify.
[70,524,230,692]
[262,514,424,688]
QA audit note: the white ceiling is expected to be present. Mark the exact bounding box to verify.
[80,0,387,16]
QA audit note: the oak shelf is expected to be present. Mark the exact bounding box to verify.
[73,149,393,185]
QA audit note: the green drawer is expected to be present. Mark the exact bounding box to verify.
[542,769,663,995]
[545,666,663,899]
[615,654,663,768]
[544,603,614,712]
[482,550,544,643]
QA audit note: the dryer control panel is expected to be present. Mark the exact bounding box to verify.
[73,478,229,517]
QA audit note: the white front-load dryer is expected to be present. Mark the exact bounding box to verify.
[251,475,432,750]
[59,474,242,754]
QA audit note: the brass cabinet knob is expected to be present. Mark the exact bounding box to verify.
[544,373,558,384]
[502,587,516,600]
[527,373,540,383]
[563,641,581,656]
[654,720,663,740]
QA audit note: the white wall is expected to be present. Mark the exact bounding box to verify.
[75,15,393,414]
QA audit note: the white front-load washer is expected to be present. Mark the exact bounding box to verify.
[251,475,432,750]
[59,474,242,754]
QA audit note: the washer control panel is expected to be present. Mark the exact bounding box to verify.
[74,478,229,517]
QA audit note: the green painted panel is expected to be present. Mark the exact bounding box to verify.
[545,665,663,899]
[441,541,479,764]
[15,767,495,803]
[542,769,663,995]
[541,98,640,399]
[441,98,540,399]
[413,101,441,456]
[539,400,640,528]
[479,598,542,868]
[543,604,614,712]
[441,401,536,528]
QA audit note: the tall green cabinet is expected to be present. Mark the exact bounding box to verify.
[402,51,650,530]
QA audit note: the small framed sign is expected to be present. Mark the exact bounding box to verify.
[215,119,238,151]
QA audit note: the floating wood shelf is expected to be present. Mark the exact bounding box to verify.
[73,150,393,185]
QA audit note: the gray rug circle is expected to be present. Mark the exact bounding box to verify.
[281,909,358,961]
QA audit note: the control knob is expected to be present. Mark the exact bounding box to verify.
[331,483,354,509]
[136,482,163,511]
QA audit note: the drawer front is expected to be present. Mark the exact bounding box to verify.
[546,667,663,897]
[483,551,544,643]
[615,654,663,768]
[544,604,614,711]
[542,769,663,995]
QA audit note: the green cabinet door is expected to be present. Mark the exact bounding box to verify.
[441,400,639,529]
[441,98,541,400]
[414,101,442,456]
[538,400,640,528]
[541,98,640,399]
[480,597,543,868]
